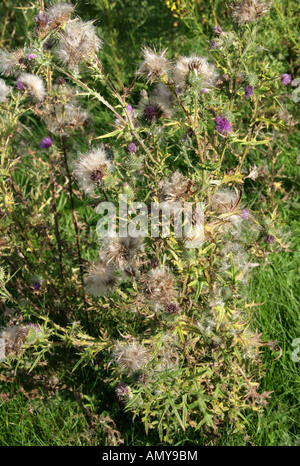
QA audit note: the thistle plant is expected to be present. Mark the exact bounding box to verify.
[0,0,294,445]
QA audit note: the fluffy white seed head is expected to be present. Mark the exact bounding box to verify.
[18,73,46,101]
[56,19,102,69]
[0,49,26,76]
[138,47,170,82]
[0,78,11,102]
[173,55,217,91]
[99,232,144,275]
[85,261,118,297]
[112,341,148,373]
[231,0,272,25]
[74,146,112,197]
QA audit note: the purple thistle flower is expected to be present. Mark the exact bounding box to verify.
[210,40,219,50]
[213,25,223,35]
[28,54,37,61]
[201,88,209,94]
[35,11,49,27]
[241,209,250,219]
[27,323,41,332]
[16,79,25,91]
[128,142,137,153]
[244,85,254,98]
[215,115,232,134]
[127,104,133,113]
[115,383,130,401]
[165,303,179,314]
[144,105,156,123]
[33,281,42,291]
[40,137,52,149]
[280,74,291,86]
[264,234,275,244]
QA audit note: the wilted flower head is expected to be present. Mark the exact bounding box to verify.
[231,0,272,25]
[151,83,174,118]
[0,78,11,102]
[138,47,169,82]
[0,49,26,76]
[56,19,102,69]
[17,73,45,101]
[213,25,223,35]
[85,260,118,297]
[173,55,216,91]
[99,233,144,275]
[115,383,130,401]
[280,73,291,86]
[35,3,75,38]
[112,341,148,373]
[0,325,29,358]
[74,146,112,197]
[215,115,232,134]
[158,170,193,203]
[141,266,178,310]
[210,188,239,214]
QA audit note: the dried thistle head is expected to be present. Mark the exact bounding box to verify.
[112,341,148,374]
[0,49,27,76]
[35,2,75,38]
[74,146,112,197]
[17,73,46,101]
[138,47,170,83]
[159,170,193,203]
[55,19,102,69]
[0,325,29,358]
[0,78,11,102]
[231,0,272,25]
[210,188,240,214]
[141,267,178,310]
[84,260,118,297]
[150,83,174,119]
[173,55,217,91]
[99,233,144,275]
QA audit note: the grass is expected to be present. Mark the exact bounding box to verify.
[0,0,299,446]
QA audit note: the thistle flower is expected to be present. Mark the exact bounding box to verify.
[115,383,130,401]
[231,0,272,25]
[99,233,144,275]
[40,137,52,149]
[158,170,192,203]
[213,25,223,35]
[33,281,42,290]
[27,53,37,61]
[173,55,216,91]
[17,73,45,101]
[55,19,102,69]
[84,260,118,297]
[0,325,29,358]
[127,142,137,153]
[112,342,148,373]
[241,208,250,219]
[244,84,254,98]
[151,83,174,118]
[74,146,112,197]
[43,100,89,134]
[0,78,11,102]
[210,188,239,214]
[137,47,169,83]
[141,267,178,310]
[209,40,219,50]
[280,73,291,86]
[0,49,26,76]
[35,3,75,38]
[214,115,232,134]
